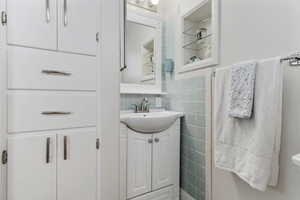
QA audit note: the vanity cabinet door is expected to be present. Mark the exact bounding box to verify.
[58,0,97,55]
[127,130,152,199]
[7,134,57,200]
[152,130,173,190]
[57,130,97,200]
[7,0,57,50]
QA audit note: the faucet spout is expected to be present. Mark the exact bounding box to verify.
[141,98,150,113]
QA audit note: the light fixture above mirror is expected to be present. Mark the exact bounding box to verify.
[150,0,159,5]
[127,0,159,13]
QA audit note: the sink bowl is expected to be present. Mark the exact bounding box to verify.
[120,111,183,133]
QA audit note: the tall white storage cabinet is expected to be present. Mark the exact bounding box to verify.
[120,120,181,200]
[0,0,122,199]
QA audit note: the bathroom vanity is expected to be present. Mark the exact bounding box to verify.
[120,111,183,200]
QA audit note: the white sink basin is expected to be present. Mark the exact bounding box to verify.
[120,111,183,133]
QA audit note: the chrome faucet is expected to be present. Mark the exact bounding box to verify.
[132,98,150,113]
[141,98,150,113]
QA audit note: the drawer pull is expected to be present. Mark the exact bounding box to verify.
[46,137,50,163]
[41,111,72,115]
[41,70,71,76]
[64,136,68,160]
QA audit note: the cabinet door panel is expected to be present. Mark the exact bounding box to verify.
[120,124,128,200]
[57,129,97,200]
[127,130,152,199]
[152,130,173,190]
[7,134,56,200]
[7,0,57,49]
[58,0,97,55]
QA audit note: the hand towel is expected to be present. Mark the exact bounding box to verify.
[229,61,257,118]
[214,57,283,191]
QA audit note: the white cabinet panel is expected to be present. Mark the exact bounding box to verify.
[57,130,97,200]
[8,46,97,91]
[7,134,56,200]
[132,186,173,200]
[127,130,152,198]
[120,124,128,200]
[58,0,97,55]
[8,92,96,133]
[7,0,57,50]
[152,130,173,190]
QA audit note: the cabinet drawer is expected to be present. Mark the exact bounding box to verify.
[8,92,96,133]
[8,46,96,91]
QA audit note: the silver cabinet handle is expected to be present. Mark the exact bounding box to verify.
[46,137,50,163]
[148,138,153,144]
[46,0,51,23]
[41,111,72,115]
[154,138,159,143]
[41,69,71,76]
[64,136,68,160]
[63,0,68,26]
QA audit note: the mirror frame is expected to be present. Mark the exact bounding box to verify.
[121,6,163,94]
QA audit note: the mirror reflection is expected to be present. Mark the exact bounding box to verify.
[122,21,156,85]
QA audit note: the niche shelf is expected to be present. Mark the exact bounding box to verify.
[183,1,212,66]
[177,0,219,74]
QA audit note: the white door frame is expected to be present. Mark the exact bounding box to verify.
[97,0,121,200]
[0,0,8,199]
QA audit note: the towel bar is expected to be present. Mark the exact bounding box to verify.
[280,52,300,66]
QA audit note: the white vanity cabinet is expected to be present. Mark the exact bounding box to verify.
[120,119,180,200]
[7,128,97,200]
[7,0,97,55]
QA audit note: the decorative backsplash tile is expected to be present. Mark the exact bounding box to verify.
[120,94,162,111]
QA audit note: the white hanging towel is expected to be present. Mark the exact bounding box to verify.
[229,60,257,119]
[214,57,283,191]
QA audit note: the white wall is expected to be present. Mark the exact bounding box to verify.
[162,0,300,200]
[214,1,300,200]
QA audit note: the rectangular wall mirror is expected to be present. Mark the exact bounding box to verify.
[121,3,163,94]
